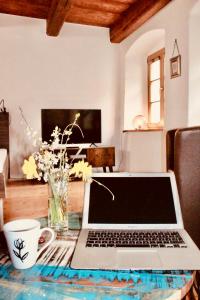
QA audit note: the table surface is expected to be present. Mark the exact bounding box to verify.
[0,231,196,300]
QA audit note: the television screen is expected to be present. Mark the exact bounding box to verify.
[41,109,101,144]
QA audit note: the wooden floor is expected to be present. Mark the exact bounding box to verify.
[3,180,84,223]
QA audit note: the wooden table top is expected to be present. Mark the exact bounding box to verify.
[0,231,196,300]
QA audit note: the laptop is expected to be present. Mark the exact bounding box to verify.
[71,172,200,270]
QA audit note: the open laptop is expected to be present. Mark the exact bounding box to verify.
[71,172,200,270]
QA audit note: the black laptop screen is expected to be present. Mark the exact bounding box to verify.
[88,177,177,224]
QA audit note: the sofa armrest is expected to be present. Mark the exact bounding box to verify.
[0,174,6,198]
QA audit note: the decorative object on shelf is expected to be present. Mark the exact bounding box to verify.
[20,108,114,232]
[133,115,147,130]
[170,39,181,79]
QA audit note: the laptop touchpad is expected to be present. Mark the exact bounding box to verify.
[116,250,161,269]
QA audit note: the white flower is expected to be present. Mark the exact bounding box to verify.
[21,111,92,184]
[43,172,48,182]
[51,126,60,138]
[32,131,37,137]
[26,128,31,136]
[51,137,60,149]
[64,130,72,136]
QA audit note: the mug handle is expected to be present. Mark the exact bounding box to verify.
[37,227,56,258]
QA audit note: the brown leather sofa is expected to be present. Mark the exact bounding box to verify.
[166,126,200,249]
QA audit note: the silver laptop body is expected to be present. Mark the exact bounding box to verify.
[71,172,200,270]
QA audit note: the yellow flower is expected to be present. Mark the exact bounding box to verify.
[75,113,80,119]
[22,156,39,179]
[69,160,92,181]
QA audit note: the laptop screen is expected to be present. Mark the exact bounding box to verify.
[88,176,177,224]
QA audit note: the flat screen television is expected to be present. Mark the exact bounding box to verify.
[41,109,101,145]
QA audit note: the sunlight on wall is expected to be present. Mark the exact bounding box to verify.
[188,0,200,126]
[123,29,165,130]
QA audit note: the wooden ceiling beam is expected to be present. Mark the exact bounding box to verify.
[0,0,49,19]
[65,6,120,27]
[110,0,172,43]
[47,0,71,36]
[72,0,130,14]
[113,0,136,3]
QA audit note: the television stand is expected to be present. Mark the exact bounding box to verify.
[86,146,115,172]
[66,146,115,172]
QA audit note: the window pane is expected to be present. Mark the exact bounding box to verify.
[150,102,160,123]
[150,60,160,81]
[150,80,160,102]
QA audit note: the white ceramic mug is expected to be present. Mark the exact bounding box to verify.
[3,219,55,269]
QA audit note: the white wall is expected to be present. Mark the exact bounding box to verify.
[0,14,121,178]
[121,0,198,130]
[124,29,165,130]
[119,0,198,172]
[122,131,165,172]
[188,1,200,126]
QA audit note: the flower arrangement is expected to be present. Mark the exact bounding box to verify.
[21,111,92,183]
[20,108,114,231]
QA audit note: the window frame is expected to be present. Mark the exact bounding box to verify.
[147,48,165,128]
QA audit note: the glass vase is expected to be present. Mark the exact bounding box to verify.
[48,171,69,232]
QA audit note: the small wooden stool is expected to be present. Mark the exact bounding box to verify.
[86,147,115,172]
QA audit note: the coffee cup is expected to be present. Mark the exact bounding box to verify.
[3,219,55,269]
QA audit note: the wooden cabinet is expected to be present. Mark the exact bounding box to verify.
[0,112,9,152]
[86,146,115,172]
[0,112,9,177]
[67,146,115,172]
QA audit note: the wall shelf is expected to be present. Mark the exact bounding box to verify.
[123,129,164,133]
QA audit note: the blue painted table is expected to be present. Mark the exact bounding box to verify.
[0,232,196,300]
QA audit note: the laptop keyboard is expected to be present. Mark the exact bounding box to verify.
[86,230,187,248]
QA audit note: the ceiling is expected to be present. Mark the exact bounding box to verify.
[0,0,172,43]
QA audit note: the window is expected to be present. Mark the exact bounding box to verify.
[147,48,165,127]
